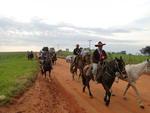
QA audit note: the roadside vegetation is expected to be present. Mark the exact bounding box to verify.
[0,52,39,105]
[57,50,150,64]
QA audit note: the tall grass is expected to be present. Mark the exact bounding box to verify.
[0,52,39,105]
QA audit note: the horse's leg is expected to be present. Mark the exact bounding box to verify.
[87,80,93,97]
[102,81,111,106]
[49,70,52,80]
[78,69,81,80]
[130,82,144,109]
[110,89,115,96]
[104,92,107,102]
[72,73,75,80]
[78,72,81,80]
[83,85,86,92]
[123,83,131,99]
[45,71,46,78]
[78,69,82,80]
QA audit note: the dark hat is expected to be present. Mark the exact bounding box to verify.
[95,41,106,47]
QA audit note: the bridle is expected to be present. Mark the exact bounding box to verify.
[114,59,125,75]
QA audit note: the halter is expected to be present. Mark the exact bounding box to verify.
[114,59,126,76]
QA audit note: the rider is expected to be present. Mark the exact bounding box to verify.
[73,44,81,56]
[92,41,107,81]
[72,44,81,70]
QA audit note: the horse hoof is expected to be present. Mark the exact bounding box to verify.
[140,105,144,109]
[104,96,107,102]
[90,95,93,98]
[105,101,110,106]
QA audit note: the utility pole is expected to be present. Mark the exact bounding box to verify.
[88,40,92,51]
[57,44,60,51]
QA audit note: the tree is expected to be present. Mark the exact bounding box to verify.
[140,46,150,56]
[120,51,126,54]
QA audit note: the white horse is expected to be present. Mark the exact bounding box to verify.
[65,55,74,63]
[116,59,150,108]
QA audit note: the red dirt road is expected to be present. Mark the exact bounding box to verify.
[0,59,150,113]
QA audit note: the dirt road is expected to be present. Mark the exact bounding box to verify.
[0,59,150,113]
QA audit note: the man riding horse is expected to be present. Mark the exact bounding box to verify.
[39,47,53,77]
[72,44,81,71]
[92,41,107,81]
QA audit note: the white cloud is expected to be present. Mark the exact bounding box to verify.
[0,0,150,53]
[0,0,150,27]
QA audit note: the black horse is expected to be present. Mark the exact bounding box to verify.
[82,57,127,106]
[52,53,57,65]
[27,51,34,60]
[40,53,53,79]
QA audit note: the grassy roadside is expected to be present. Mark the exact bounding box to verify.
[0,52,39,105]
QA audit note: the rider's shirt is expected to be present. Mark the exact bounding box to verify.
[73,48,81,56]
[92,49,107,63]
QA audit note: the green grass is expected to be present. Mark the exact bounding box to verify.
[107,53,150,64]
[0,52,39,105]
[57,51,73,58]
[57,50,150,64]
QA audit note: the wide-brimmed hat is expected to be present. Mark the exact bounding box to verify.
[95,41,106,47]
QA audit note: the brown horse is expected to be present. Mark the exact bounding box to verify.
[52,53,57,65]
[70,54,91,80]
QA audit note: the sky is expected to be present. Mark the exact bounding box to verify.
[0,0,150,54]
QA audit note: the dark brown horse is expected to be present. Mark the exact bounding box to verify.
[39,51,53,79]
[41,56,53,79]
[82,57,127,106]
[70,54,91,80]
[52,53,57,65]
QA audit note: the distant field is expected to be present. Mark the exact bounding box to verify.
[0,52,39,105]
[57,51,150,64]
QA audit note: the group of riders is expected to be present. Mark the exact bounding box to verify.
[26,42,149,108]
[70,41,127,106]
[72,41,107,81]
[40,47,57,62]
[38,47,57,77]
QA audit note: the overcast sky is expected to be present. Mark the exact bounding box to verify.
[0,0,150,54]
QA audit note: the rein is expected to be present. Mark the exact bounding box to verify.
[104,60,122,78]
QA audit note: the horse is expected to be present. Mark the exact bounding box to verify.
[70,53,91,80]
[66,55,74,63]
[39,51,53,79]
[82,57,127,106]
[51,52,57,65]
[27,51,34,60]
[116,59,150,108]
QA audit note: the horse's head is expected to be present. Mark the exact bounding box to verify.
[114,56,127,78]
